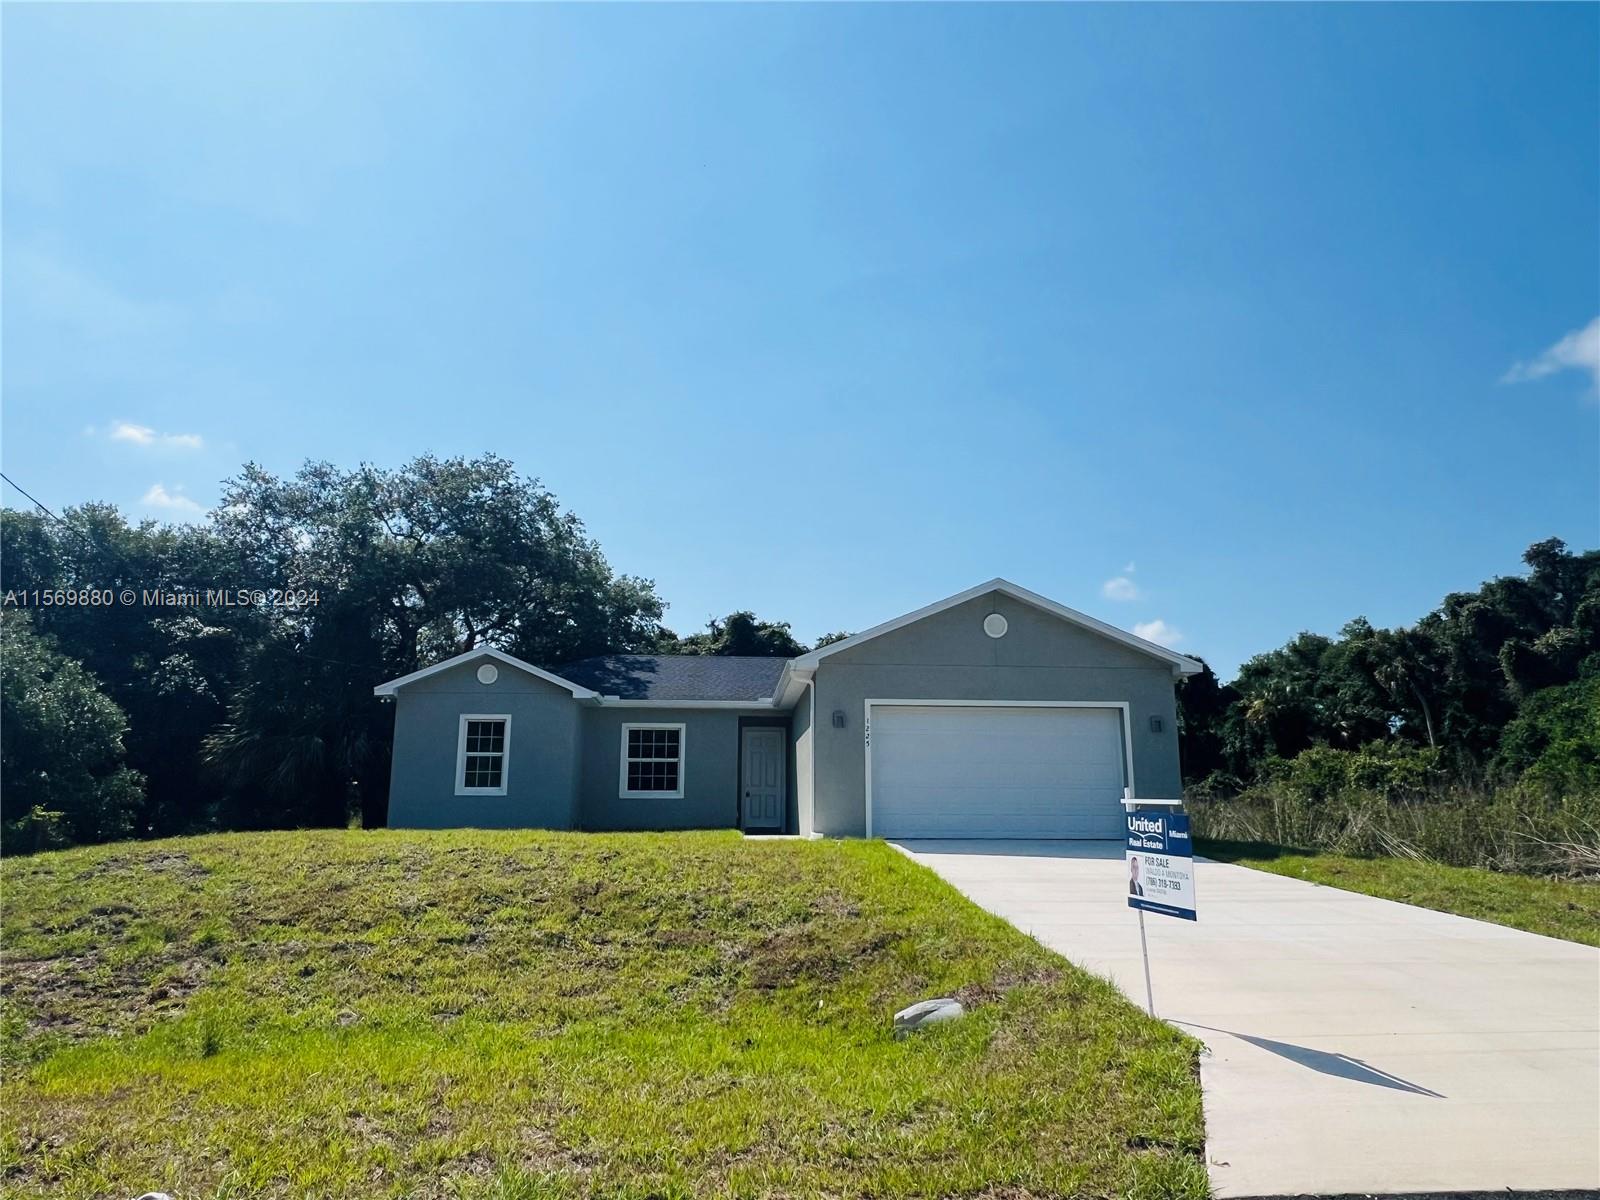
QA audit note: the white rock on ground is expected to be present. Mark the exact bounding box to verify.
[893,997,965,1038]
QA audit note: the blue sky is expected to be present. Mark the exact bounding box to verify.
[3,4,1596,678]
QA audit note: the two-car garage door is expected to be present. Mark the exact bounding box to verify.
[869,704,1129,839]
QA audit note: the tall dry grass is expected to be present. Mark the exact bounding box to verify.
[1189,784,1600,878]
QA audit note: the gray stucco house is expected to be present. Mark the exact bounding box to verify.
[375,579,1202,838]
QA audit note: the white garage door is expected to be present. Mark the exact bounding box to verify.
[869,704,1128,839]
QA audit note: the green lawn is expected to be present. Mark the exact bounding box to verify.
[1199,839,1600,946]
[0,830,1206,1200]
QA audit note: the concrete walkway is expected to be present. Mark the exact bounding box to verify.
[893,840,1600,1198]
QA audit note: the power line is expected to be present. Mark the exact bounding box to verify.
[0,470,106,560]
[0,471,67,524]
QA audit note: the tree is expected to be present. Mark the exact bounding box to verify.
[203,455,668,828]
[0,506,257,837]
[1419,539,1600,765]
[666,611,807,657]
[201,626,385,831]
[1341,619,1441,749]
[1,611,145,850]
[211,455,668,669]
[1207,538,1600,789]
[1492,671,1600,793]
[2,457,670,843]
[1175,657,1237,785]
[1224,632,1340,769]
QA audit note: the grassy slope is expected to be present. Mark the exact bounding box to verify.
[1199,839,1600,946]
[0,830,1206,1200]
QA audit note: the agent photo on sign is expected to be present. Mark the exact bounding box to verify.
[1128,856,1145,897]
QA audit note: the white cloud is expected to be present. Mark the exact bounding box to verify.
[1102,575,1141,602]
[112,421,156,445]
[1501,316,1600,388]
[1133,618,1183,647]
[108,420,204,450]
[140,483,204,515]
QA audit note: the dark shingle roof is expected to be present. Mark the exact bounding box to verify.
[553,655,788,702]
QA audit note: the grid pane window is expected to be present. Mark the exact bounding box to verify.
[623,726,682,795]
[460,719,507,791]
[465,720,504,755]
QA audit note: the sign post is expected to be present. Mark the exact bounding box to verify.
[1121,790,1196,1016]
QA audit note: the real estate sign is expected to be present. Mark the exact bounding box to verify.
[1126,810,1197,921]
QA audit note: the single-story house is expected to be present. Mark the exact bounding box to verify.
[375,579,1203,838]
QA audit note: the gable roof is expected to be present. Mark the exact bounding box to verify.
[788,578,1204,676]
[555,655,789,702]
[373,579,1201,702]
[372,647,598,698]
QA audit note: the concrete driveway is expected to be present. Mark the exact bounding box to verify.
[893,840,1600,1198]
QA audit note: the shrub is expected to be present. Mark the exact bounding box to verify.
[1,806,73,855]
[1493,673,1600,795]
[1259,743,1445,803]
[0,612,145,852]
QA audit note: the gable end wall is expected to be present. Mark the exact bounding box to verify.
[387,660,582,829]
[810,592,1182,836]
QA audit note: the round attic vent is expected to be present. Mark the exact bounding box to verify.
[476,663,499,685]
[982,613,1009,639]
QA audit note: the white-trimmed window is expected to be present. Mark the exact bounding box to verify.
[456,714,511,796]
[619,723,685,799]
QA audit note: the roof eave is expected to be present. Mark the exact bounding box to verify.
[373,646,598,699]
[589,697,788,709]
[791,578,1203,675]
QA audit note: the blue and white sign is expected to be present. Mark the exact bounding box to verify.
[1126,811,1197,921]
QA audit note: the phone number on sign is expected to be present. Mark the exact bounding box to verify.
[3,588,322,609]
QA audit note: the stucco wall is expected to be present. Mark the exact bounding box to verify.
[578,707,787,831]
[386,660,582,830]
[810,591,1183,836]
[792,685,814,836]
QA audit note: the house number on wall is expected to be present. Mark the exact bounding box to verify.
[864,717,870,749]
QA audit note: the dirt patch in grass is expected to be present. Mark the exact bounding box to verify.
[1560,896,1600,922]
[651,928,718,948]
[744,924,896,989]
[79,851,208,881]
[955,963,1065,1010]
[3,946,216,1049]
[809,890,863,920]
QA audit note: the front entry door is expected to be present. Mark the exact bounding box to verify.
[741,727,786,831]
